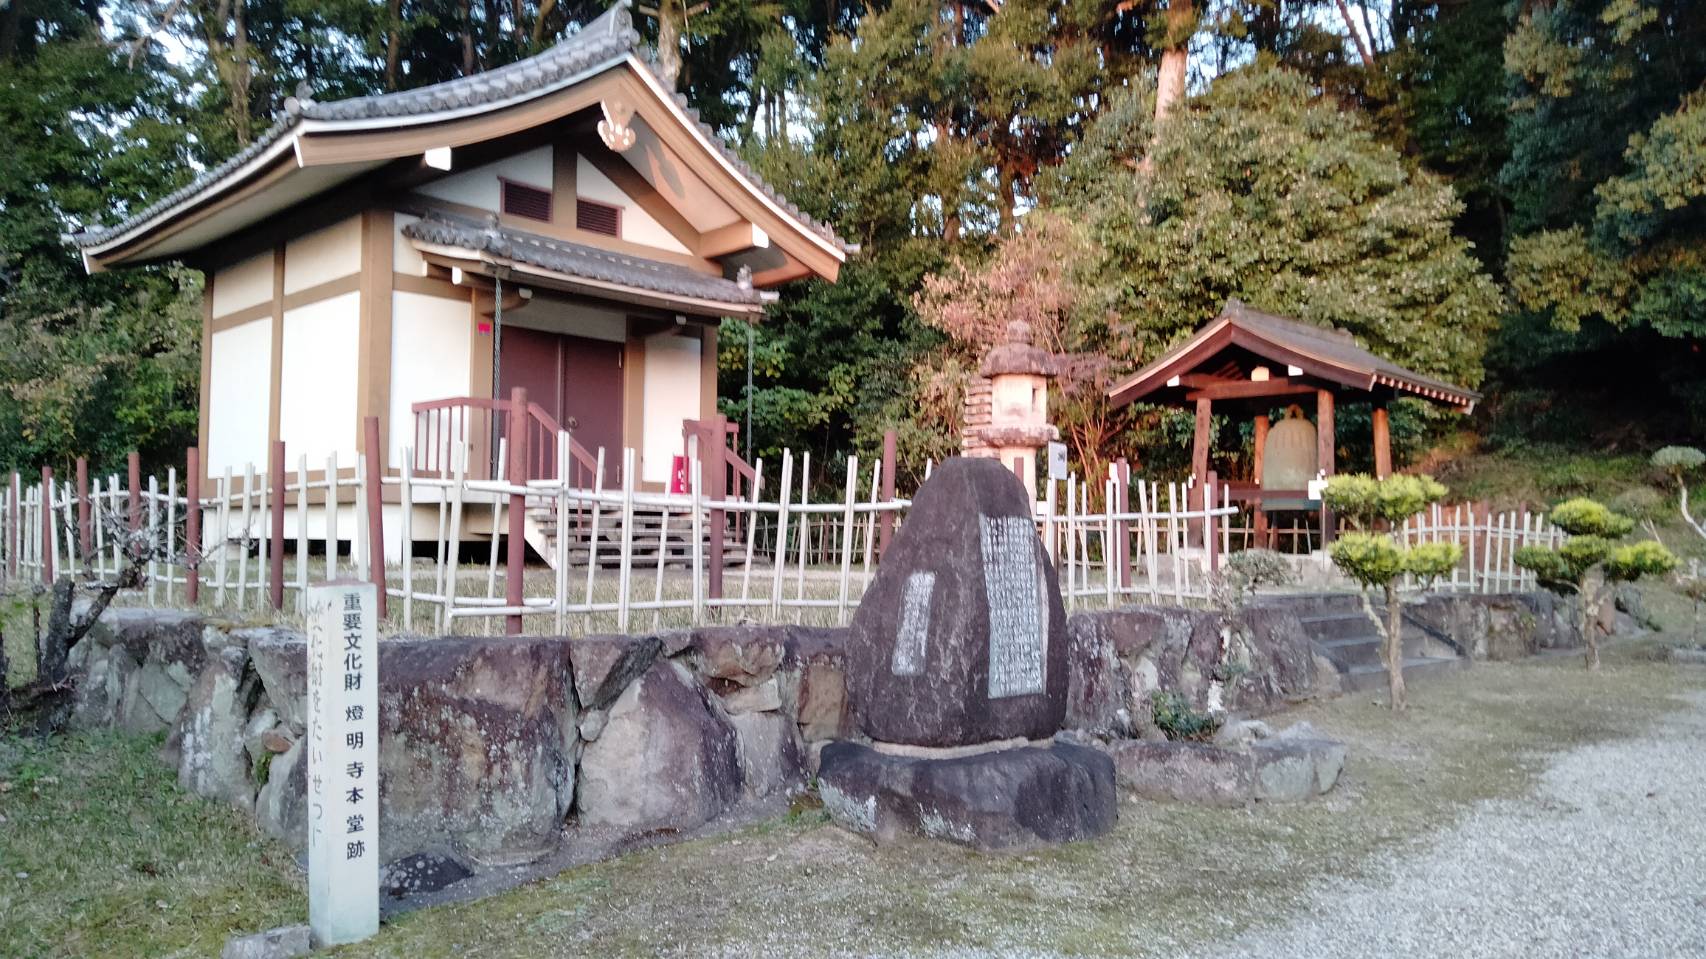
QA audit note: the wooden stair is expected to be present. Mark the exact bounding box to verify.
[522,502,749,569]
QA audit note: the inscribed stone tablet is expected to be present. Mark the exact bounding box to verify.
[979,515,1045,698]
[891,572,935,676]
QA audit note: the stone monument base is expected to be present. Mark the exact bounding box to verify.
[816,738,1117,851]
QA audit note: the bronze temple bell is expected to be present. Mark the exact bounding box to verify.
[1260,405,1319,511]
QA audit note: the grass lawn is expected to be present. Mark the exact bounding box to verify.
[0,733,304,959]
[6,638,1705,958]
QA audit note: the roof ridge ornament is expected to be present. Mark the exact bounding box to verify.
[598,96,637,152]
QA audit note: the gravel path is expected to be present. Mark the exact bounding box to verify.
[1189,688,1706,959]
[851,688,1706,959]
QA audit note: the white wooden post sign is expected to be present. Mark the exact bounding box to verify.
[306,580,380,947]
[1047,441,1068,482]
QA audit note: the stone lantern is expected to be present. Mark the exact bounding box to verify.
[973,319,1058,499]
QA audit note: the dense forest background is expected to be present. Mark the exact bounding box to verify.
[1,0,1702,487]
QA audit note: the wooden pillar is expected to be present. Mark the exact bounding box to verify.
[1317,389,1336,546]
[1191,396,1212,543]
[1372,404,1392,479]
[186,449,200,603]
[363,419,387,619]
[271,440,287,611]
[7,472,19,578]
[877,429,897,557]
[505,387,528,635]
[127,451,141,537]
[1252,414,1270,548]
[76,457,91,560]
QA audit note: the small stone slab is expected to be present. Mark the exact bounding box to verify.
[846,457,1068,747]
[220,924,311,959]
[817,739,1117,851]
[1104,734,1345,806]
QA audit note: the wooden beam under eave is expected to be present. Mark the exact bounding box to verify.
[699,220,768,258]
[1185,378,1319,401]
[752,259,812,288]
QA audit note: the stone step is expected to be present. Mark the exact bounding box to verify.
[1315,636,1387,669]
[1342,656,1465,693]
[1297,611,1379,641]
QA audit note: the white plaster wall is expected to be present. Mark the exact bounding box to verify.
[506,294,626,342]
[207,318,273,474]
[388,291,473,467]
[417,146,553,211]
[576,155,693,255]
[283,216,361,295]
[211,252,273,317]
[625,119,738,232]
[641,332,701,484]
[393,213,428,277]
[279,291,361,465]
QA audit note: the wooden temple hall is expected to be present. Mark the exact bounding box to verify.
[1106,300,1480,548]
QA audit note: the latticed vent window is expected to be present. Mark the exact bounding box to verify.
[501,179,552,221]
[576,199,621,237]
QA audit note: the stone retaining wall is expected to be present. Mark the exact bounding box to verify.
[64,589,1580,890]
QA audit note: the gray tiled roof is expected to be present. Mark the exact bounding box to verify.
[403,212,763,309]
[73,0,848,255]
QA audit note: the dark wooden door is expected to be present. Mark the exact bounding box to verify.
[497,326,624,483]
[560,335,624,464]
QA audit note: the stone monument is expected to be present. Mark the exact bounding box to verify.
[818,457,1116,850]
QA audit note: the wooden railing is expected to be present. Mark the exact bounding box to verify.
[411,395,602,487]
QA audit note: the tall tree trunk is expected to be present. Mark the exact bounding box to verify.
[1384,582,1407,710]
[1334,0,1375,64]
[1580,575,1603,671]
[511,0,527,48]
[657,0,683,89]
[385,0,403,90]
[1154,0,1192,125]
[460,0,476,75]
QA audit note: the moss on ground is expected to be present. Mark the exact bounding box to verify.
[3,635,1703,958]
[0,732,303,959]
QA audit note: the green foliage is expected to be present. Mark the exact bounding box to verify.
[1556,535,1615,580]
[1652,446,1706,476]
[1604,541,1678,582]
[1607,487,1667,523]
[1150,690,1222,743]
[1049,64,1504,405]
[1549,498,1636,538]
[1501,0,1706,432]
[1514,545,1576,593]
[1328,533,1406,589]
[1405,542,1463,584]
[1324,473,1450,528]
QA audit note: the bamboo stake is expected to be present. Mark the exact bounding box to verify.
[401,449,415,631]
[740,458,765,610]
[837,456,858,624]
[164,469,177,604]
[296,455,309,607]
[617,447,636,632]
[771,450,793,619]
[215,469,232,606]
[1064,475,1077,610]
[793,451,810,624]
[583,448,607,611]
[148,476,160,605]
[689,435,704,625]
[441,444,467,633]
[325,452,339,581]
[554,435,570,634]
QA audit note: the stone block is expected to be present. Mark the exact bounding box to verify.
[220,924,310,959]
[818,739,1117,851]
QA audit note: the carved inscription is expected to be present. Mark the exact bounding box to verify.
[979,515,1045,699]
[891,571,935,675]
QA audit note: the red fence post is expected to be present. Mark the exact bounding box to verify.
[363,419,387,620]
[270,440,287,611]
[877,429,897,557]
[41,466,54,585]
[76,456,91,559]
[505,388,527,635]
[186,448,201,604]
[127,451,141,537]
